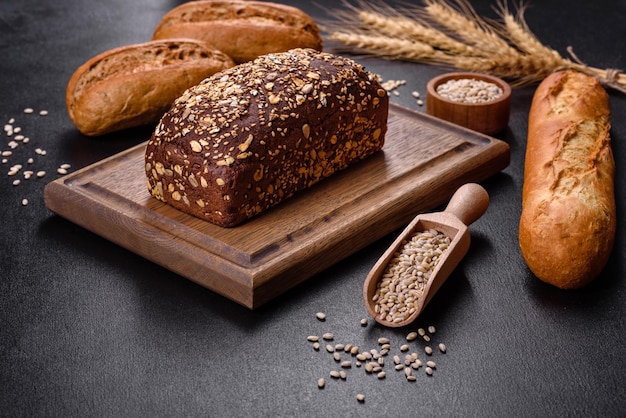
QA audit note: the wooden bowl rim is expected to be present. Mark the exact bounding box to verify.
[426,72,512,108]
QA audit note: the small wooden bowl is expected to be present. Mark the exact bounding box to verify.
[426,72,511,135]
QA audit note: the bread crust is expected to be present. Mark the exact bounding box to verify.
[145,49,388,227]
[519,70,615,289]
[66,39,235,136]
[151,1,323,64]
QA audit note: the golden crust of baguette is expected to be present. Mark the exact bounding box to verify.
[519,70,616,289]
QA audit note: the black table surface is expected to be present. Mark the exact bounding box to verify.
[1,0,625,416]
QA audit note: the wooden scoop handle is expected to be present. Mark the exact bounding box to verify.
[444,183,490,226]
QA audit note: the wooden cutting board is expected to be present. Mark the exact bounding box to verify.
[44,104,510,309]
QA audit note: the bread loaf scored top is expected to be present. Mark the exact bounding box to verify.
[66,39,234,136]
[152,0,323,64]
[519,70,616,289]
[145,48,389,227]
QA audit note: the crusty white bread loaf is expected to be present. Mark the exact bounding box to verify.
[519,70,616,289]
[145,48,388,227]
[151,1,323,64]
[66,39,235,136]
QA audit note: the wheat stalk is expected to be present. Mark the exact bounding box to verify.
[325,0,626,92]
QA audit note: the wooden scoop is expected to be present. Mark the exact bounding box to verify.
[363,183,489,328]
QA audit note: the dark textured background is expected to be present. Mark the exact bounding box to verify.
[1,0,625,416]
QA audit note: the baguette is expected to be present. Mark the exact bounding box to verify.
[145,48,388,227]
[66,39,235,136]
[151,1,323,64]
[519,70,616,289]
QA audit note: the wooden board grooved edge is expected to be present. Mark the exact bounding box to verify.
[44,104,510,309]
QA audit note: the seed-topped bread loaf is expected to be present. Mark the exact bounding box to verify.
[145,48,388,227]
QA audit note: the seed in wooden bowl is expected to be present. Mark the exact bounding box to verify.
[436,78,503,103]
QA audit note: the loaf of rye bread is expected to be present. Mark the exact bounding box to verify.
[145,48,389,227]
[151,1,323,64]
[519,70,616,289]
[66,39,235,136]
